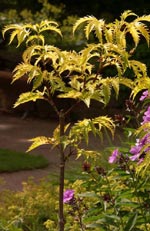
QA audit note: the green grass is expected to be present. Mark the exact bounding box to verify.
[0,149,49,172]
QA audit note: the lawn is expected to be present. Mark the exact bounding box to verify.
[0,148,49,172]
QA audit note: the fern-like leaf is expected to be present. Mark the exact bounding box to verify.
[73,16,95,35]
[27,136,55,152]
[12,63,34,82]
[120,10,137,21]
[26,35,45,45]
[134,22,150,46]
[129,60,147,78]
[14,91,44,108]
[131,77,150,99]
[119,77,134,89]
[127,23,140,48]
[137,15,150,22]
[69,116,115,145]
[40,25,62,37]
[76,148,102,160]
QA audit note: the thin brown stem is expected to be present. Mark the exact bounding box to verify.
[44,95,59,116]
[59,109,65,231]
[64,99,80,117]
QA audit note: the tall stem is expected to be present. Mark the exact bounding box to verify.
[59,109,65,231]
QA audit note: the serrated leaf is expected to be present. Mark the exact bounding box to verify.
[76,148,101,160]
[9,30,19,45]
[73,16,95,35]
[58,91,82,99]
[17,29,30,47]
[82,96,91,107]
[129,60,147,78]
[120,10,137,21]
[32,74,43,90]
[26,34,45,45]
[85,22,95,40]
[40,26,62,37]
[135,22,150,46]
[2,24,22,38]
[12,63,34,82]
[103,84,111,105]
[127,23,139,47]
[27,136,54,152]
[14,91,44,108]
[119,78,134,89]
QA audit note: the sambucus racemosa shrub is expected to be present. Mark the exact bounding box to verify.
[2,10,150,231]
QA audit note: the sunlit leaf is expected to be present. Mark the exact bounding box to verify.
[14,91,44,108]
[27,136,54,152]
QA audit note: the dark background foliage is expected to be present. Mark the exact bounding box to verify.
[0,0,150,71]
[0,0,150,18]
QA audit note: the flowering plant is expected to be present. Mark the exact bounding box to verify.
[63,90,150,230]
[63,189,75,204]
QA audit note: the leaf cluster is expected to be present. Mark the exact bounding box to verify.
[2,10,150,156]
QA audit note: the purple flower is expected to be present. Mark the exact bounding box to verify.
[139,90,149,101]
[130,134,150,163]
[63,189,74,203]
[108,149,120,164]
[142,106,150,124]
[130,152,140,161]
[140,134,150,147]
[130,139,141,155]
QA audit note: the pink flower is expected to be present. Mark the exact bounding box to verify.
[108,149,120,164]
[142,106,150,124]
[63,189,74,203]
[139,90,149,101]
[130,134,150,163]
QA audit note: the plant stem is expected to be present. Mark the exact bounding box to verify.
[59,109,65,231]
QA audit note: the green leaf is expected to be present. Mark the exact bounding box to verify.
[124,212,138,231]
[78,192,98,198]
[14,91,44,108]
[32,73,43,90]
[27,136,54,152]
[12,63,34,82]
[96,214,120,226]
[17,29,30,47]
[58,90,82,99]
[86,223,105,230]
[82,96,91,107]
[76,148,101,160]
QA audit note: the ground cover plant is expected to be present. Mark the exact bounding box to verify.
[0,148,49,172]
[2,10,150,231]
